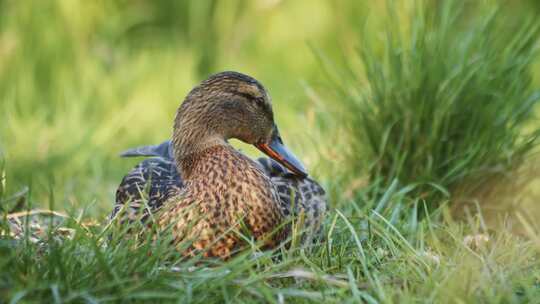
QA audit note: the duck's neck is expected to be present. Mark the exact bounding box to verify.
[176,144,237,181]
[172,120,231,180]
[172,97,239,180]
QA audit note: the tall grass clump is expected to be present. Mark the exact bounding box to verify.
[332,1,540,204]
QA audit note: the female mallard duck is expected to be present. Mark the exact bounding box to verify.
[111,71,327,258]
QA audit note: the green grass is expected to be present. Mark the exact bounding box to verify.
[2,187,540,303]
[319,0,540,205]
[1,0,540,303]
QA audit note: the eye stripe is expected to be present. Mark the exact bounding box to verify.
[229,90,272,115]
[231,91,265,105]
[233,91,254,100]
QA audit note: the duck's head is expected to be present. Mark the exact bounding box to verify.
[173,71,307,178]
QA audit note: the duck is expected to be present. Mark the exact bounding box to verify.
[110,71,327,258]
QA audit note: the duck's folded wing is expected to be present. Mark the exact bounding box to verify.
[111,155,182,223]
[256,157,327,242]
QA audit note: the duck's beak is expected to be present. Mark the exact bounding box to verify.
[255,127,308,178]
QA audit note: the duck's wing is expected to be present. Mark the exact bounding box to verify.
[119,140,174,159]
[111,141,182,223]
[256,157,327,243]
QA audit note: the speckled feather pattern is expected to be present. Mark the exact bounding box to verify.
[112,157,181,223]
[257,158,327,244]
[158,145,286,258]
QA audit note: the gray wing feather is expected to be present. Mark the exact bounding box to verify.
[256,157,327,243]
[111,151,181,223]
[119,140,174,159]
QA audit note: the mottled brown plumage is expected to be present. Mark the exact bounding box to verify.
[158,145,286,257]
[111,71,327,259]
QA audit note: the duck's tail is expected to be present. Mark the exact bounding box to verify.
[119,140,173,159]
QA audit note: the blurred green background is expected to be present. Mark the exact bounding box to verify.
[3,1,540,302]
[0,0,539,220]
